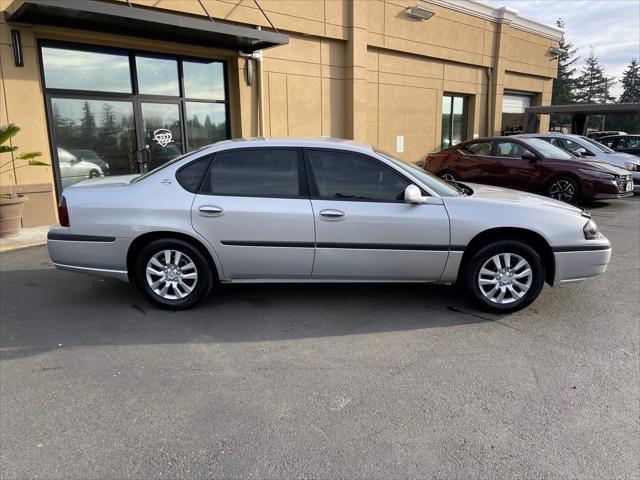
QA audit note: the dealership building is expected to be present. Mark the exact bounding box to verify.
[0,0,561,227]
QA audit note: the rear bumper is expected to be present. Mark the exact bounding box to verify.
[552,244,612,286]
[47,227,130,281]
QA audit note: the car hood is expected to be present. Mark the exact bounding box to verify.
[68,174,140,188]
[565,158,631,175]
[460,183,585,215]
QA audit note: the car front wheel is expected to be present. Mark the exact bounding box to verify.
[134,239,213,309]
[465,240,545,313]
[546,176,580,204]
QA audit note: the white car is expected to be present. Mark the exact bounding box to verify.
[48,138,612,312]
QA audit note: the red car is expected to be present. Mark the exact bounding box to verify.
[419,136,634,204]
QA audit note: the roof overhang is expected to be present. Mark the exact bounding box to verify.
[4,0,289,52]
[526,103,640,115]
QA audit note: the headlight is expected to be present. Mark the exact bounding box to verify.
[583,219,599,239]
[624,162,638,171]
[578,168,615,180]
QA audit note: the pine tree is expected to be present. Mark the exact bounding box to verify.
[619,58,640,103]
[575,49,609,104]
[552,19,579,106]
[79,101,97,140]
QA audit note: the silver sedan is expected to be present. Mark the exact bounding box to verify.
[47,138,612,313]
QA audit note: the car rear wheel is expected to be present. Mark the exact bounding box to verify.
[439,170,458,182]
[134,239,213,309]
[465,240,545,313]
[546,176,580,204]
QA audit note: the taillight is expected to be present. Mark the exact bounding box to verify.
[58,196,69,227]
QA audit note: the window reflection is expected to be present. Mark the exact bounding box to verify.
[42,46,131,93]
[186,102,227,151]
[51,98,136,187]
[183,61,225,100]
[135,55,179,96]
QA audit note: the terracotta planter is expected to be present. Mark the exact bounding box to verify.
[0,195,28,238]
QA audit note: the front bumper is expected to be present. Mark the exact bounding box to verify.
[47,227,131,281]
[552,243,612,286]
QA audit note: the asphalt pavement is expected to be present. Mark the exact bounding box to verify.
[1,197,638,479]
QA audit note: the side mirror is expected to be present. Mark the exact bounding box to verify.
[521,153,538,162]
[404,184,427,204]
[573,148,587,157]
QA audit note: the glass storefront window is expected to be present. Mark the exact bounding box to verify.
[40,41,230,194]
[441,94,469,149]
[185,102,227,151]
[183,61,225,100]
[135,55,180,96]
[51,98,136,187]
[42,46,132,93]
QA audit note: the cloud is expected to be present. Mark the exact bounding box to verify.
[501,0,640,98]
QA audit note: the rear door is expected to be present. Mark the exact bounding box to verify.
[305,149,450,280]
[191,147,315,279]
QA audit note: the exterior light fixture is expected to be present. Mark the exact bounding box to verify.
[407,5,436,21]
[549,46,566,58]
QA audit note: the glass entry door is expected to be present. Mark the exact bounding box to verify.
[139,102,183,171]
[441,94,468,150]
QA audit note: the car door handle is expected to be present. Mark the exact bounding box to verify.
[493,161,502,166]
[198,205,224,217]
[319,209,345,220]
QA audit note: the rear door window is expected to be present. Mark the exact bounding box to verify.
[493,140,534,158]
[459,141,492,156]
[204,148,302,197]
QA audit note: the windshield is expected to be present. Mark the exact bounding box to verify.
[374,150,462,197]
[579,136,616,154]
[130,146,210,184]
[521,138,574,160]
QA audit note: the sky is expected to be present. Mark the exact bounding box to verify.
[500,0,640,98]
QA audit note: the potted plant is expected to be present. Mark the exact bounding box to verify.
[0,123,49,238]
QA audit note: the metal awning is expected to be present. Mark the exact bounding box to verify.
[523,103,640,134]
[4,0,289,52]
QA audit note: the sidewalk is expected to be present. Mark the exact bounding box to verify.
[0,225,50,253]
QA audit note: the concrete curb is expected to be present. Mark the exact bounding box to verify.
[0,241,47,253]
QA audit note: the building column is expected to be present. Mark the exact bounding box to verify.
[489,7,518,136]
[346,0,368,142]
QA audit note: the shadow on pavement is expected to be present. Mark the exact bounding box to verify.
[0,266,502,360]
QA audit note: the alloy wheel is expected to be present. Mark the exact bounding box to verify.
[145,249,198,300]
[477,252,532,304]
[549,179,576,202]
[441,172,456,182]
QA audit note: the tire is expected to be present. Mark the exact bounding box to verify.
[89,170,100,179]
[465,239,545,313]
[133,239,213,310]
[546,176,581,204]
[439,170,458,182]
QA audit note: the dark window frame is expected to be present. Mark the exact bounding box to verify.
[37,39,231,199]
[199,147,309,199]
[303,148,413,204]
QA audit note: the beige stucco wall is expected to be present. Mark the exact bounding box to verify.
[0,0,559,227]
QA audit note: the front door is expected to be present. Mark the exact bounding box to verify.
[191,148,315,279]
[305,149,450,280]
[484,139,539,191]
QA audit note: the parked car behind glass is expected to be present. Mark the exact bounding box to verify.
[598,134,640,157]
[69,149,110,176]
[48,138,612,314]
[527,133,640,193]
[58,147,103,189]
[420,136,634,203]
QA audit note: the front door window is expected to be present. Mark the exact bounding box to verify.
[40,41,229,193]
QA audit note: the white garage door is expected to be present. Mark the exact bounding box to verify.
[502,94,531,114]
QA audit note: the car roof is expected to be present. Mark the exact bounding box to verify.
[208,137,374,153]
[599,134,639,139]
